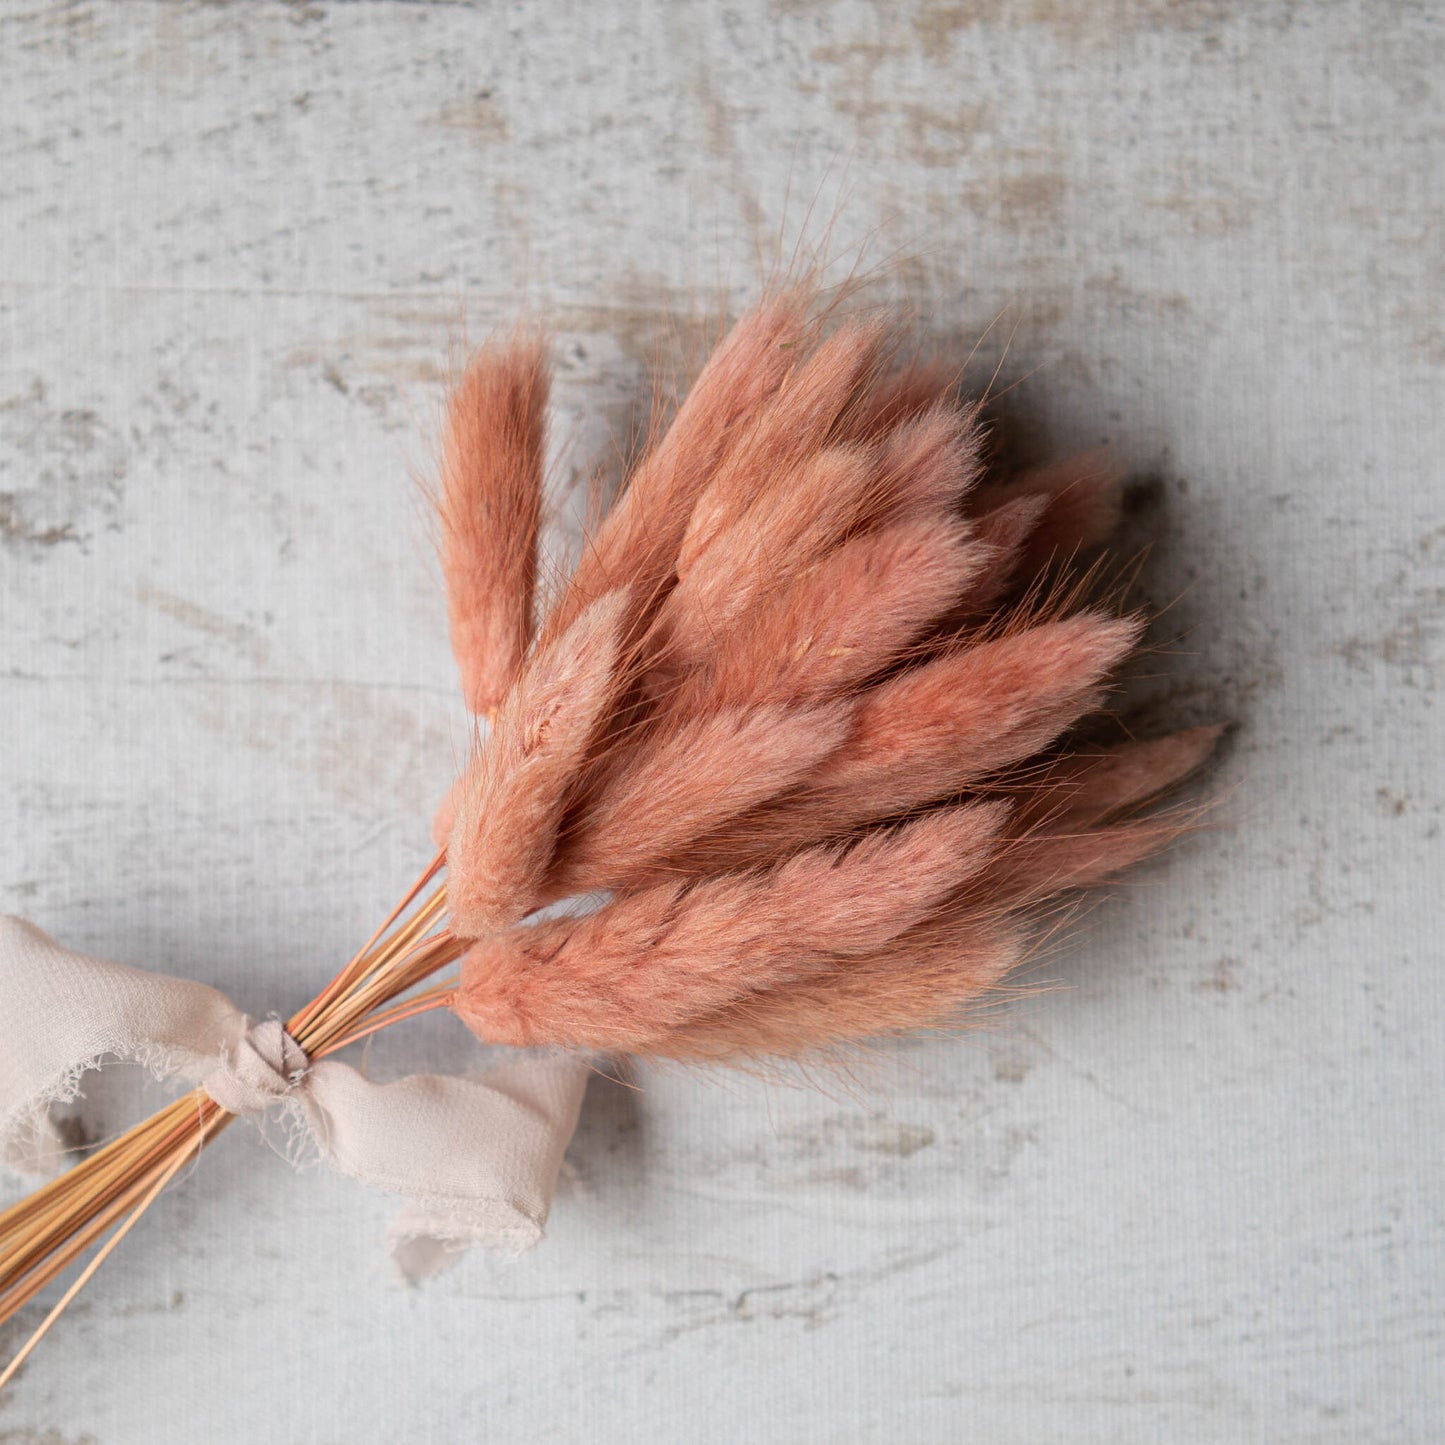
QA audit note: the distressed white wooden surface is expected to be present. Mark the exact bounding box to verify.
[1,2,1441,1441]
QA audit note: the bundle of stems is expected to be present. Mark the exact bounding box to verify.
[0,851,461,1386]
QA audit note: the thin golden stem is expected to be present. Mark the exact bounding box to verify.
[0,1100,190,1238]
[316,984,459,1055]
[0,1106,223,1391]
[289,852,445,1034]
[0,1098,226,1297]
[298,933,463,1057]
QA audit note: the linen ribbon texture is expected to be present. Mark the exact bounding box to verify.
[0,916,590,1277]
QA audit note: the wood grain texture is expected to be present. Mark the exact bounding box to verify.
[1,2,1440,1440]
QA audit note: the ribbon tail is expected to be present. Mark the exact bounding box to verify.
[0,916,245,1178]
[297,1053,592,1280]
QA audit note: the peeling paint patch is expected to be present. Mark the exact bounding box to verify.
[962,168,1068,231]
[0,1426,98,1445]
[433,89,511,144]
[0,381,128,551]
[137,583,257,649]
[907,0,1253,49]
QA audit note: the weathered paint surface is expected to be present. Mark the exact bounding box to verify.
[1,2,1440,1441]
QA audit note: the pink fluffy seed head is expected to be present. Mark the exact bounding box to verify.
[661,610,1143,878]
[946,494,1052,618]
[642,916,1028,1061]
[435,338,549,716]
[976,451,1124,580]
[668,517,988,714]
[675,318,891,577]
[458,800,1010,1052]
[977,814,1194,910]
[812,611,1145,810]
[537,294,815,648]
[547,700,854,898]
[1009,725,1225,832]
[862,403,985,529]
[836,358,958,442]
[446,590,630,937]
[655,443,880,677]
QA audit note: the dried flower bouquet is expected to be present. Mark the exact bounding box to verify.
[0,286,1216,1382]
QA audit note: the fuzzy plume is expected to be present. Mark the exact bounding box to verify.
[645,914,1027,1061]
[665,517,986,714]
[446,591,629,935]
[656,442,882,673]
[432,293,1219,1062]
[463,802,1009,1052]
[546,701,855,899]
[863,403,985,527]
[673,318,889,575]
[656,611,1142,878]
[538,293,814,648]
[435,338,549,716]
[987,450,1123,576]
[1007,725,1226,833]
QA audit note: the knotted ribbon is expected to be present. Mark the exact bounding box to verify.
[0,916,591,1277]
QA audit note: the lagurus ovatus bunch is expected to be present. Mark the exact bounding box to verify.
[436,288,1218,1058]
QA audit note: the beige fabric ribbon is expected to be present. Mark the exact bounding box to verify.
[0,916,591,1278]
